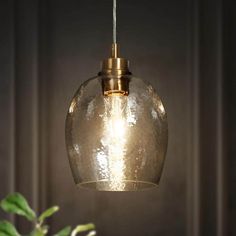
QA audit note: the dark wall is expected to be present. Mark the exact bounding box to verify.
[0,0,235,235]
[224,1,236,235]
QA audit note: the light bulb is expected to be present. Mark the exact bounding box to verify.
[65,44,168,191]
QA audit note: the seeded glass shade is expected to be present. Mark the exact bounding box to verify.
[65,73,168,191]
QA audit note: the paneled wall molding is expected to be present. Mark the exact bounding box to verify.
[187,0,200,235]
[194,0,227,235]
[187,0,227,235]
[0,0,15,221]
[14,0,40,231]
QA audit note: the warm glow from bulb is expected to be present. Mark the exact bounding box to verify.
[102,95,127,190]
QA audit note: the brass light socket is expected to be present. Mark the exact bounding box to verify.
[101,76,130,96]
[99,43,131,96]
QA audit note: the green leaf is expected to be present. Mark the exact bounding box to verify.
[38,206,59,224]
[86,231,96,236]
[30,225,48,236]
[30,229,45,236]
[0,193,36,221]
[71,224,95,236]
[41,225,49,234]
[0,220,20,236]
[54,226,71,236]
[30,224,49,236]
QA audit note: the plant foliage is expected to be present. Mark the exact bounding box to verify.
[0,193,96,236]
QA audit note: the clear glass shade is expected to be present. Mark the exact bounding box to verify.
[65,75,168,191]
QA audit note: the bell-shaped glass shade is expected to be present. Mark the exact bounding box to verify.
[65,75,168,191]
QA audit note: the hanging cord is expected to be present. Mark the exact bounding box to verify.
[113,0,117,43]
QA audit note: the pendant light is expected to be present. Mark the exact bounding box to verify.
[65,0,168,191]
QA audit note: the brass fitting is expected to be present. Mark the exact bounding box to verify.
[99,43,131,96]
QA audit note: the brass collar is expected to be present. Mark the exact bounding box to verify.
[99,43,131,76]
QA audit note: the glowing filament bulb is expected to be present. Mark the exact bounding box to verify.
[103,95,127,190]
